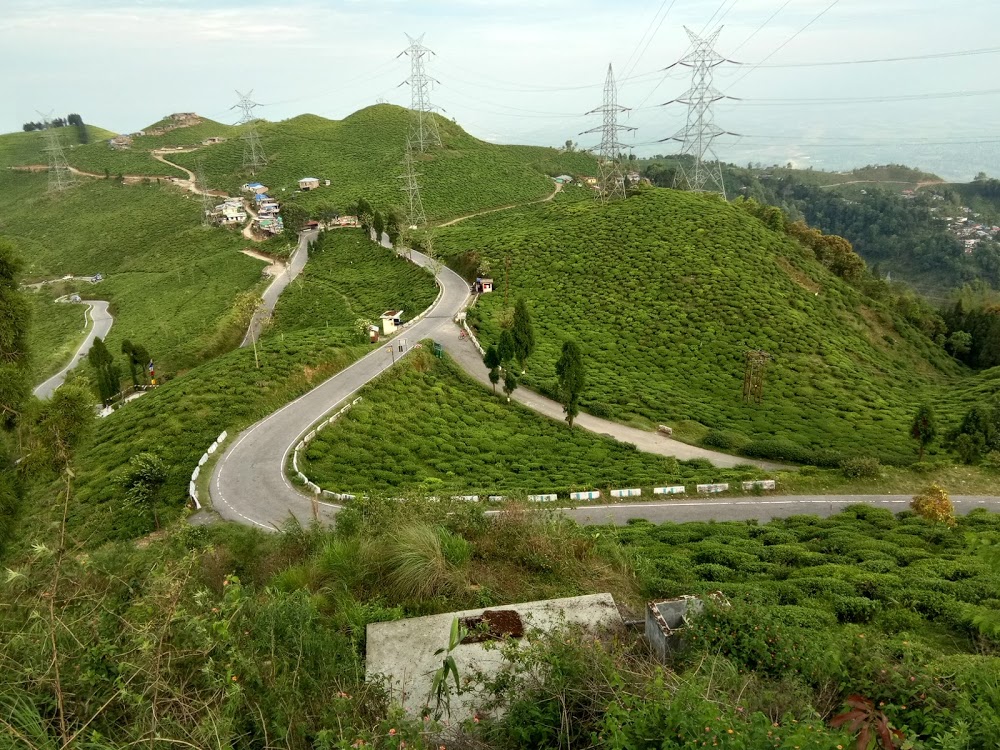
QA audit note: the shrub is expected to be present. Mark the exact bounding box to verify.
[840,455,882,479]
[702,429,750,450]
[911,483,956,527]
[832,595,880,623]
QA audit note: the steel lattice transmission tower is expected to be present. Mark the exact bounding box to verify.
[581,64,635,203]
[398,137,427,228]
[39,112,77,193]
[662,27,734,197]
[399,34,442,152]
[232,90,267,175]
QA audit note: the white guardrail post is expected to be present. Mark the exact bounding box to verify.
[190,430,229,510]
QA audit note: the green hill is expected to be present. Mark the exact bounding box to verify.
[0,170,263,374]
[172,104,597,220]
[435,188,977,465]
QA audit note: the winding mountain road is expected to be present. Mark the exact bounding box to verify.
[211,240,841,532]
[240,230,315,348]
[212,248,470,529]
[33,300,113,400]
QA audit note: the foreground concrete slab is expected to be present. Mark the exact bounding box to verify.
[366,593,622,721]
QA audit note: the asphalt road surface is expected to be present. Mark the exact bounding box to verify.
[33,300,113,400]
[212,248,471,529]
[241,229,316,348]
[561,494,1000,525]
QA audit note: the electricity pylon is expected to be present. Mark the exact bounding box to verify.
[399,34,442,151]
[38,112,77,193]
[581,64,635,203]
[660,27,735,197]
[398,137,427,228]
[232,90,267,175]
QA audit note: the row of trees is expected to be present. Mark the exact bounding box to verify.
[88,338,153,405]
[22,114,89,144]
[481,298,586,427]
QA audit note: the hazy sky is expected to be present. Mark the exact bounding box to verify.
[4,0,1000,179]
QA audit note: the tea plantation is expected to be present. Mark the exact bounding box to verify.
[599,506,1000,748]
[434,188,974,465]
[299,349,766,495]
[55,229,440,544]
[25,289,87,383]
[171,104,598,220]
[0,170,263,373]
[271,229,437,335]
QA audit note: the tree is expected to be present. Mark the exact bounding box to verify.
[88,338,121,404]
[373,210,386,241]
[946,330,972,357]
[115,451,168,531]
[498,329,516,365]
[511,297,536,371]
[281,203,309,240]
[121,340,150,387]
[0,239,30,425]
[502,368,518,402]
[555,339,585,427]
[0,238,31,555]
[484,345,501,394]
[909,404,937,461]
[385,207,403,247]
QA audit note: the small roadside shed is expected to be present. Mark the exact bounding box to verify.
[298,177,320,191]
[474,277,494,294]
[380,310,403,335]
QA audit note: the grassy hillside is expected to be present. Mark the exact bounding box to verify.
[49,230,436,544]
[273,229,437,334]
[2,498,996,747]
[0,170,263,373]
[300,349,765,495]
[0,124,185,177]
[25,289,87,383]
[173,105,598,220]
[435,188,971,465]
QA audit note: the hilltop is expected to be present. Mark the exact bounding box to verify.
[171,104,597,220]
[435,187,978,465]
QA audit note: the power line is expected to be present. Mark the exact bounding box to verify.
[729,0,839,88]
[622,0,678,81]
[728,0,794,56]
[728,87,1000,105]
[748,44,1000,68]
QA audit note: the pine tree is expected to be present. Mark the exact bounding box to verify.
[910,404,937,461]
[555,339,585,427]
[88,338,120,404]
[484,345,501,394]
[502,368,518,403]
[511,297,536,371]
[498,329,516,365]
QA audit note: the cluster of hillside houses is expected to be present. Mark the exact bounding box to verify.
[240,183,284,235]
[555,170,646,190]
[931,203,1000,255]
